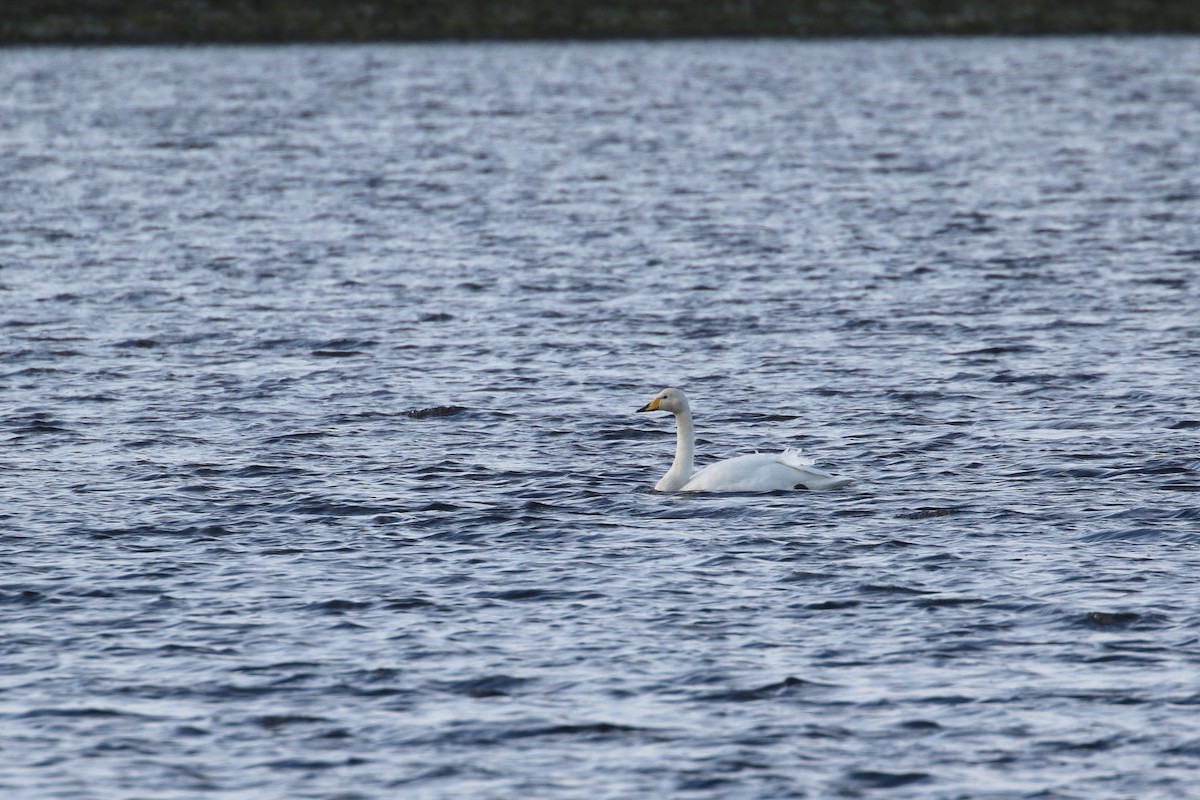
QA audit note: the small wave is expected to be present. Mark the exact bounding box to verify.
[433,674,530,698]
[433,720,656,747]
[859,584,934,595]
[473,588,606,603]
[896,506,964,520]
[699,676,825,703]
[405,405,468,419]
[258,757,369,771]
[311,349,365,358]
[19,707,152,719]
[1078,610,1166,629]
[842,770,931,789]
[306,599,374,613]
[254,714,330,729]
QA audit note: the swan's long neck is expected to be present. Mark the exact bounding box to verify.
[657,403,695,491]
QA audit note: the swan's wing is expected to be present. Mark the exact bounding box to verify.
[777,448,817,470]
[774,449,852,490]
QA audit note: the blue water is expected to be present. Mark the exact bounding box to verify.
[3,38,1200,799]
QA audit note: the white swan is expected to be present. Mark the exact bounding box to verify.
[637,387,850,492]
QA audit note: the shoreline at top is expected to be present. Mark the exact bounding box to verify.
[3,1,1198,46]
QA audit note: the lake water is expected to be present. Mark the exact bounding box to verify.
[2,37,1199,799]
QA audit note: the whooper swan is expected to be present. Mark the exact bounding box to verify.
[637,387,850,492]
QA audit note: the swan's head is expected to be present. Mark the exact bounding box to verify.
[637,387,689,415]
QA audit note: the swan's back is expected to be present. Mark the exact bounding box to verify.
[682,450,851,493]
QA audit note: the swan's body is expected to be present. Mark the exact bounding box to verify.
[637,387,850,493]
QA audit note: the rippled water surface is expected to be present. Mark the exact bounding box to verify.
[3,38,1200,799]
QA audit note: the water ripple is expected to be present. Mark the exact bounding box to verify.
[3,37,1200,800]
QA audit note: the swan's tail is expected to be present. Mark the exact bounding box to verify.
[778,448,852,490]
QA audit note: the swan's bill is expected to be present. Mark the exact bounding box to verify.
[636,397,661,413]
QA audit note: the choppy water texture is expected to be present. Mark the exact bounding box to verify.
[3,38,1200,799]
